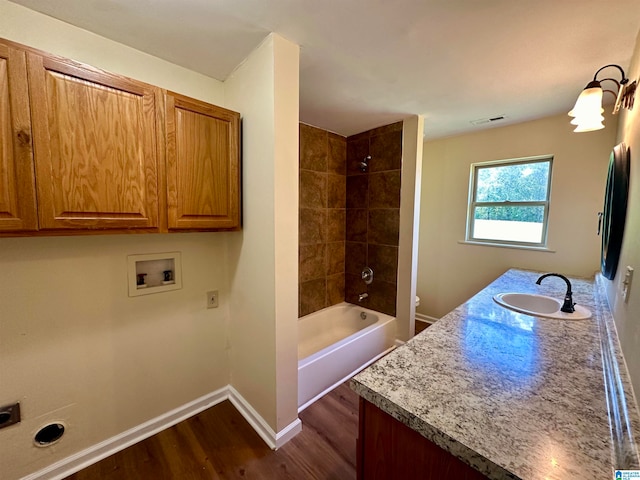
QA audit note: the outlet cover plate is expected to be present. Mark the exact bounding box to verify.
[0,403,21,429]
[207,290,219,309]
[623,266,634,302]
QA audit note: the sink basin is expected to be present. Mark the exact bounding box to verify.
[493,293,591,320]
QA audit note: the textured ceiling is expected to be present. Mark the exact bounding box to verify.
[8,0,640,139]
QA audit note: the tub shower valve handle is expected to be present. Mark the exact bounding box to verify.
[362,267,374,285]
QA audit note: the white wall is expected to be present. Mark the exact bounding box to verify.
[396,115,424,340]
[272,36,301,433]
[0,234,232,479]
[225,34,300,434]
[606,28,640,398]
[0,0,224,104]
[0,3,231,478]
[418,112,618,318]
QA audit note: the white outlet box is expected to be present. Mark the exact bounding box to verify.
[127,252,182,297]
[207,290,219,309]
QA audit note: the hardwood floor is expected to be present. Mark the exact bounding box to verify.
[65,383,359,480]
[66,324,431,479]
[415,319,431,334]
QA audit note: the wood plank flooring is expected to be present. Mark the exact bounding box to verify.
[415,319,431,335]
[66,325,430,479]
[65,382,359,480]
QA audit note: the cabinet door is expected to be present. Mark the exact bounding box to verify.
[27,53,159,230]
[358,399,489,480]
[0,42,37,231]
[166,92,240,230]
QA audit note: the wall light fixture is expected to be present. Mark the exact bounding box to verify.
[568,64,636,132]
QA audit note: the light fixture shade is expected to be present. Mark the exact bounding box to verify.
[569,80,605,132]
[570,113,604,126]
[568,84,603,118]
[572,117,605,132]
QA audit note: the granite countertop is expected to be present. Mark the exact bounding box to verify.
[351,268,640,479]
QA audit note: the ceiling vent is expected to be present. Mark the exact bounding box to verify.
[470,115,507,126]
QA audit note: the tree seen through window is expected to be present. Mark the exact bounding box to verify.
[468,157,552,246]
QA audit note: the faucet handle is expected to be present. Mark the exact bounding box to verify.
[362,266,374,285]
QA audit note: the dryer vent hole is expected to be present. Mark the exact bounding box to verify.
[35,423,65,446]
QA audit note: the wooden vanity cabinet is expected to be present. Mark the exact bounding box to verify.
[165,92,240,230]
[27,52,161,231]
[0,42,38,231]
[357,398,489,480]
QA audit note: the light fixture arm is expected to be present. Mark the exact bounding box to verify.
[599,77,621,89]
[593,64,629,86]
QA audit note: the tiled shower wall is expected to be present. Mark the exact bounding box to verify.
[345,122,402,316]
[298,121,402,318]
[298,124,347,317]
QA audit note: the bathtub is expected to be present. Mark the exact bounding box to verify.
[298,302,397,412]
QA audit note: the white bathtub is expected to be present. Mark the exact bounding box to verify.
[298,302,397,412]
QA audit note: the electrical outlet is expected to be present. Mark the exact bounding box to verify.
[206,290,219,309]
[622,266,634,303]
[0,403,20,430]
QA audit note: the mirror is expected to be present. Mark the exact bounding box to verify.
[601,143,630,280]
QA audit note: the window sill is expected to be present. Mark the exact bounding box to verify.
[458,240,556,253]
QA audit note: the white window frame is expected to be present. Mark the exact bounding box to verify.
[466,155,553,248]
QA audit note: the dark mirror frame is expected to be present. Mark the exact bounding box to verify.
[601,142,630,280]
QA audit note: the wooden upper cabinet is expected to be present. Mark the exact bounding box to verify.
[0,42,38,231]
[27,52,160,230]
[0,37,242,236]
[165,92,240,230]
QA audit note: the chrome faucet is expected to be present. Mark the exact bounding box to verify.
[358,293,369,302]
[535,273,575,313]
[362,266,374,285]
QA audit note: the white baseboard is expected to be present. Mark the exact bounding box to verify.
[22,385,302,479]
[274,417,303,449]
[21,387,228,480]
[416,312,438,324]
[228,385,302,449]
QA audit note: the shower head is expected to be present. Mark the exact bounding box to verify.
[360,155,371,172]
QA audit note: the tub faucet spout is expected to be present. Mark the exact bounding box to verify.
[358,293,368,302]
[535,272,575,313]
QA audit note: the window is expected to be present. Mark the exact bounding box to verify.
[466,156,553,247]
